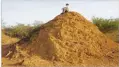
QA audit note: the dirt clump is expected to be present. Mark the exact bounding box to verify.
[3,11,119,66]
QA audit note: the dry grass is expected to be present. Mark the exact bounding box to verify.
[2,32,20,45]
[104,30,119,43]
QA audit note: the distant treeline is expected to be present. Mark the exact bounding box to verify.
[3,22,44,39]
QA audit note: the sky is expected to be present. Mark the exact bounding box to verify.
[2,0,119,26]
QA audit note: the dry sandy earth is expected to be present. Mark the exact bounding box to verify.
[2,12,119,67]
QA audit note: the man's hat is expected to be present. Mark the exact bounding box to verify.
[66,3,69,6]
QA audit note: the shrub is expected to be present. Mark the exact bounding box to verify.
[92,17,119,33]
[4,22,44,39]
[4,23,33,39]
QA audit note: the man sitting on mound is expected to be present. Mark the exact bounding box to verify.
[62,3,69,13]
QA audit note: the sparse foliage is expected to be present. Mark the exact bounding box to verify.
[4,22,44,39]
[92,17,119,33]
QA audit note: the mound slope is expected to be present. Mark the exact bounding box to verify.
[9,12,119,66]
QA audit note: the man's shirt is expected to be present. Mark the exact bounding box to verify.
[62,6,69,13]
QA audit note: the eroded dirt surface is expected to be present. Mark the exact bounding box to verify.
[2,12,119,67]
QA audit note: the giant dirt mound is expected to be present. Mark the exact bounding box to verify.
[4,12,119,66]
